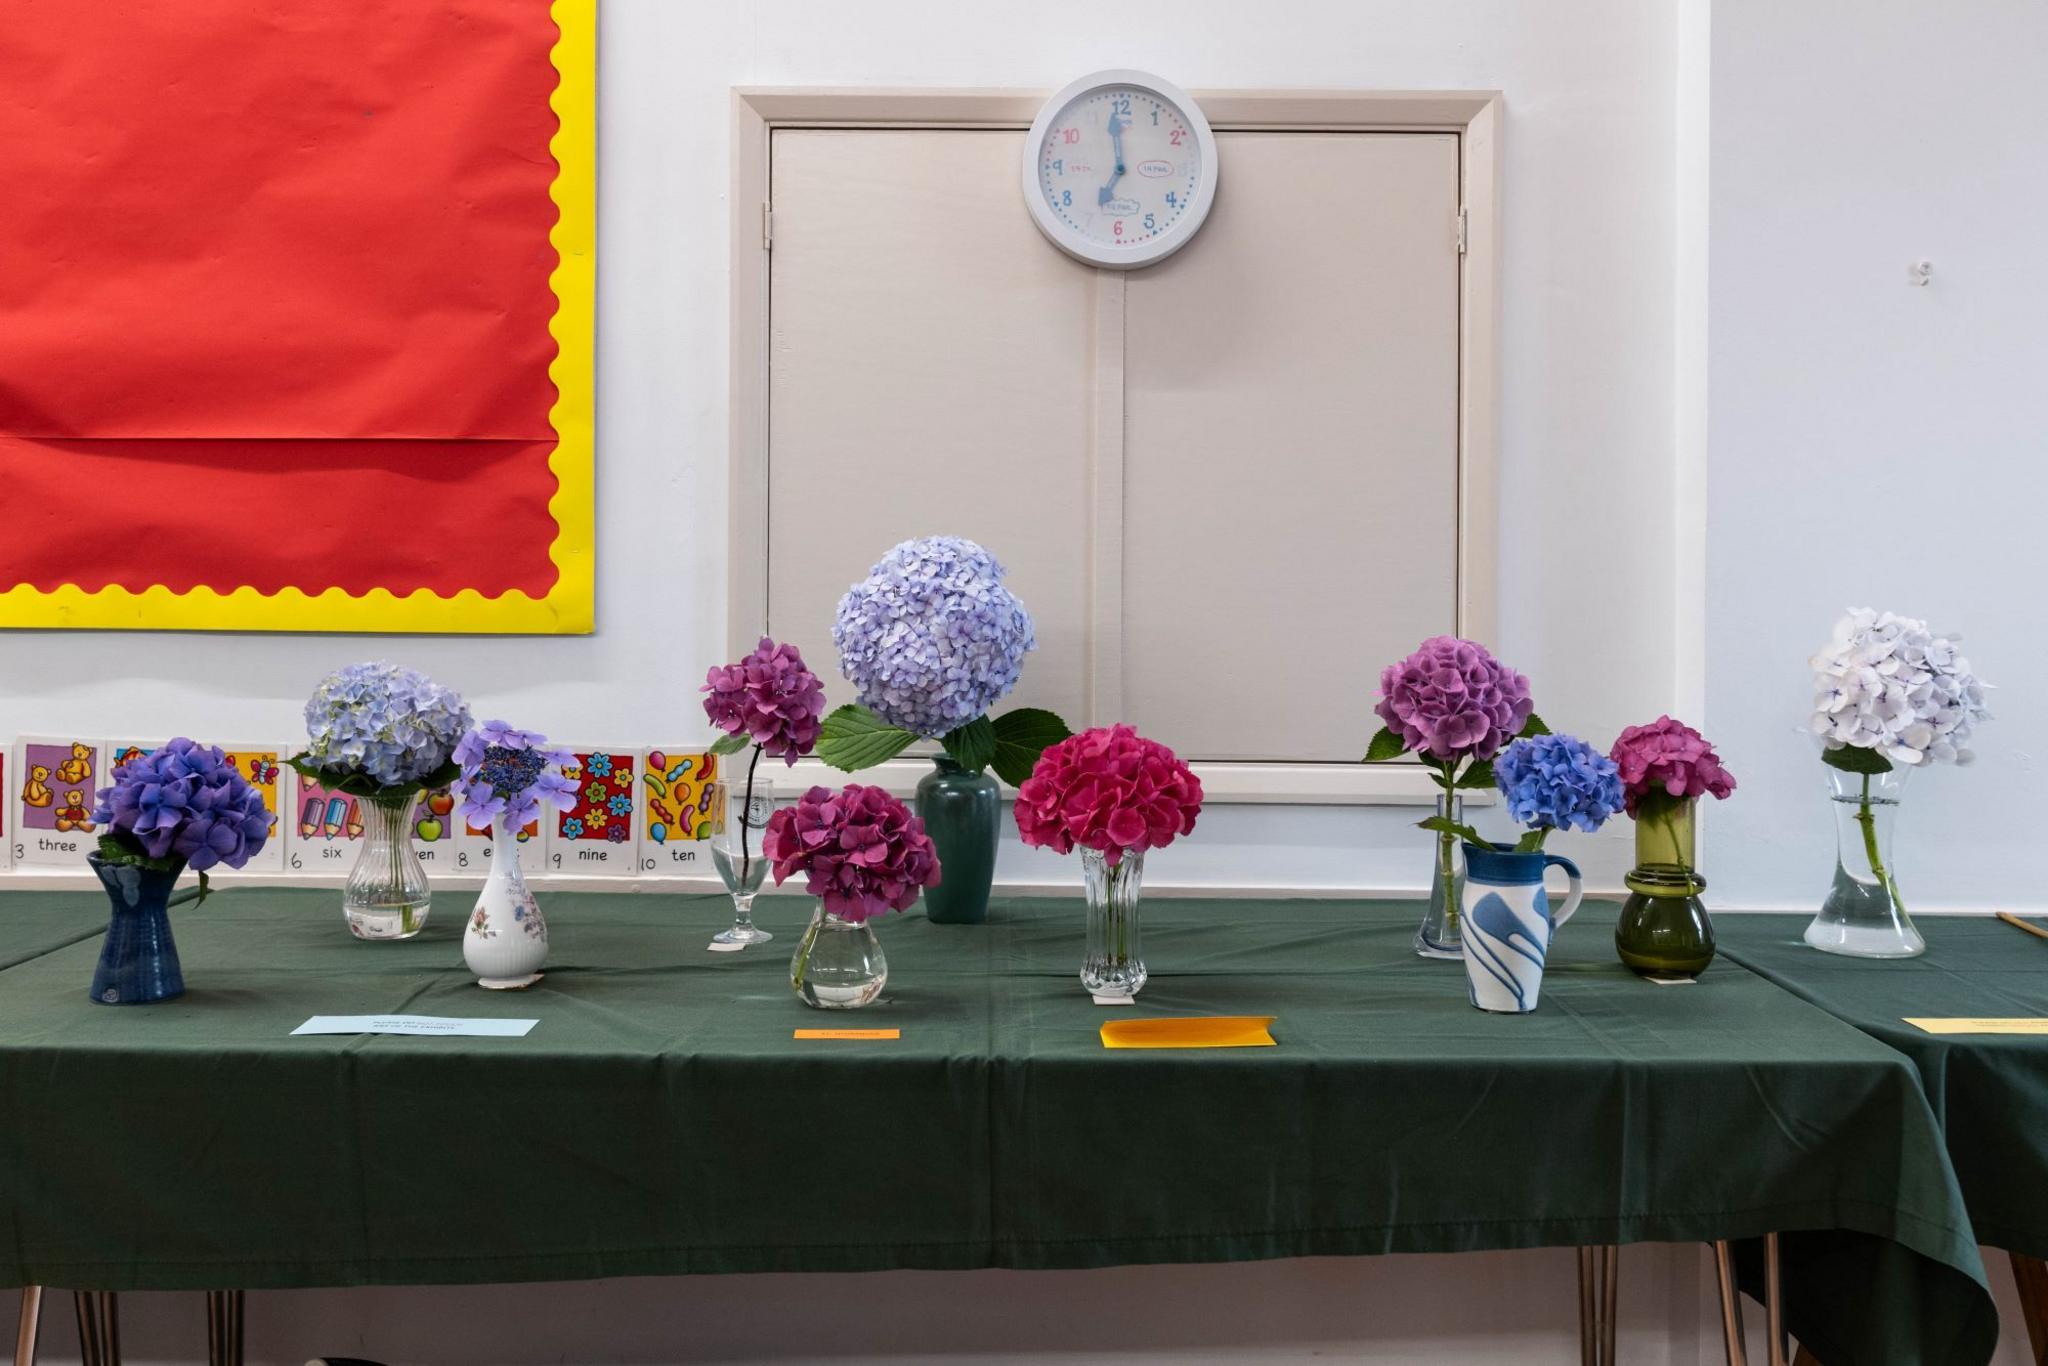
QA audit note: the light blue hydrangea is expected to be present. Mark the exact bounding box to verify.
[302,662,472,790]
[833,536,1036,738]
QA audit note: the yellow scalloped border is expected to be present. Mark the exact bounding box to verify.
[0,0,597,634]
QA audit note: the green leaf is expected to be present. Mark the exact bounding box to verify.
[939,716,997,774]
[815,704,920,773]
[989,708,1075,787]
[284,753,454,802]
[708,732,753,757]
[95,832,182,875]
[1454,759,1497,790]
[1363,726,1408,763]
[1417,815,1488,848]
[1519,713,1551,739]
[1512,828,1550,854]
[1821,743,1893,775]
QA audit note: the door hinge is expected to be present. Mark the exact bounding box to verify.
[762,202,774,251]
[1455,207,1468,255]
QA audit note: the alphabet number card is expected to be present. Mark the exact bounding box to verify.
[14,737,107,866]
[640,749,717,873]
[546,748,638,875]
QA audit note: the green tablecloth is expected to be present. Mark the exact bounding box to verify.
[1720,913,2048,1260]
[0,891,112,971]
[0,890,1997,1364]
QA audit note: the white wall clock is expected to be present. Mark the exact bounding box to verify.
[1021,69,1218,269]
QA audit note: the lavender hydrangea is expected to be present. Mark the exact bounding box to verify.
[1810,608,1991,766]
[301,662,471,791]
[1375,637,1533,764]
[832,536,1036,738]
[452,720,579,831]
[1495,733,1625,836]
[93,738,271,871]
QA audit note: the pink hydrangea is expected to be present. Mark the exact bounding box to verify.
[1014,724,1203,866]
[1374,637,1533,763]
[702,637,827,765]
[1608,716,1736,817]
[764,783,940,923]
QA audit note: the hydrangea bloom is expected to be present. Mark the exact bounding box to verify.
[833,536,1036,738]
[764,783,941,922]
[93,737,272,871]
[702,637,826,764]
[1375,637,1533,764]
[301,662,471,790]
[1810,608,1991,766]
[1495,733,1625,835]
[453,720,579,831]
[1609,716,1736,817]
[1014,724,1203,866]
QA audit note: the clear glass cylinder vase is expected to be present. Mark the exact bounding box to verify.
[1413,793,1465,959]
[789,908,888,1009]
[1082,847,1147,999]
[1805,765,1921,957]
[343,792,431,940]
[1616,794,1716,980]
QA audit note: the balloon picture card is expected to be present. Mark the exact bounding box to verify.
[13,738,107,866]
[546,748,639,875]
[0,0,595,633]
[640,749,719,873]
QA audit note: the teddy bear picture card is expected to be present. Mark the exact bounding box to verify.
[14,736,107,866]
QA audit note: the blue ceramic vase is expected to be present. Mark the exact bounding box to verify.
[1457,842,1584,1014]
[88,853,194,1005]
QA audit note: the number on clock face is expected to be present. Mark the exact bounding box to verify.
[1038,87,1202,250]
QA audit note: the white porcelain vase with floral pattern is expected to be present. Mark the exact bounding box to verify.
[464,818,548,988]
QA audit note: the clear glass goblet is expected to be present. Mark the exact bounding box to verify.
[709,772,775,945]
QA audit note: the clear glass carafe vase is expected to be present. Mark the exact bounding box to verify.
[343,792,431,940]
[789,908,888,1009]
[1414,794,1465,959]
[1804,766,1922,958]
[1082,847,1147,999]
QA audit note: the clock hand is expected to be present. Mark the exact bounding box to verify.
[1098,112,1126,206]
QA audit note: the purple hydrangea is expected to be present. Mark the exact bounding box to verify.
[702,637,827,764]
[302,662,471,790]
[1495,733,1625,835]
[1375,637,1533,763]
[764,783,941,922]
[452,721,579,831]
[833,536,1036,738]
[93,738,272,871]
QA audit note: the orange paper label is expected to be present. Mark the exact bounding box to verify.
[793,1028,900,1041]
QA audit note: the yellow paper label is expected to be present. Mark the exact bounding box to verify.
[793,1028,900,1040]
[1100,1016,1277,1049]
[1903,1017,2048,1036]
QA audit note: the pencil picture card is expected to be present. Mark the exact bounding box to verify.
[284,768,366,875]
[640,748,717,873]
[545,747,638,875]
[14,737,107,865]
[214,745,287,874]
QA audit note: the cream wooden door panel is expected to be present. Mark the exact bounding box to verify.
[1122,132,1461,762]
[767,128,1094,725]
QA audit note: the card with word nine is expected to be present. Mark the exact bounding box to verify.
[546,748,638,875]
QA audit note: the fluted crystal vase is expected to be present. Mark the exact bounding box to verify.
[343,792,431,940]
[1805,766,1922,958]
[1615,794,1715,980]
[1082,847,1147,999]
[1413,793,1465,959]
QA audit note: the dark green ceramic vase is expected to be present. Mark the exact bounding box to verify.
[915,757,1000,925]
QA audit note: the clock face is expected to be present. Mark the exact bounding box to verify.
[1022,71,1217,269]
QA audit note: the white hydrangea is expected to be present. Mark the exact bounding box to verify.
[1809,608,1991,766]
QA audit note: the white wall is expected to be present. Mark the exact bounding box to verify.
[1705,0,2048,910]
[0,0,1683,897]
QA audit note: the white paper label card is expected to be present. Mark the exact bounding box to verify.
[14,736,108,866]
[545,747,639,875]
[292,1015,537,1038]
[640,747,719,872]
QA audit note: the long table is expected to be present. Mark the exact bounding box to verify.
[0,891,2001,1364]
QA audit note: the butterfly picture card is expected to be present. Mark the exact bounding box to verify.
[212,744,288,874]
[640,748,718,874]
[545,747,639,876]
[284,767,368,875]
[13,736,108,866]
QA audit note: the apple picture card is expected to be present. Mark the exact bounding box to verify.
[14,737,107,865]
[545,747,639,875]
[409,782,469,875]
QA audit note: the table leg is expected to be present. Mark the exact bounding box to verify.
[1713,1240,1748,1366]
[1791,1350,1823,1366]
[13,1287,41,1366]
[71,1292,118,1366]
[205,1290,245,1366]
[2012,1252,2048,1366]
[1577,1247,1595,1366]
[1764,1232,1787,1366]
[1576,1247,1619,1365]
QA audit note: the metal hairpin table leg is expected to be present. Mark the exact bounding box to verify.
[1713,1240,1748,1366]
[205,1290,245,1366]
[1764,1232,1788,1366]
[1576,1246,1618,1365]
[13,1288,41,1366]
[2012,1252,2048,1366]
[71,1292,118,1366]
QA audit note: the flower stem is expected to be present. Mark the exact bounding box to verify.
[1436,761,1460,939]
[739,744,763,890]
[791,910,822,992]
[1856,773,1905,914]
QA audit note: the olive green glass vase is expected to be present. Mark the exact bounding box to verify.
[914,757,1001,925]
[1615,793,1715,981]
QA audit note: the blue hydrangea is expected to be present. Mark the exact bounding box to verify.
[93,737,271,871]
[1495,733,1625,835]
[301,662,471,790]
[832,536,1036,737]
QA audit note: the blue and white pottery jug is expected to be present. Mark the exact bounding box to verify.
[1458,842,1584,1014]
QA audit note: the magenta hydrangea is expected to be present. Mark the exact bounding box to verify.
[1374,636,1533,763]
[764,783,940,923]
[1608,716,1736,818]
[702,637,827,765]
